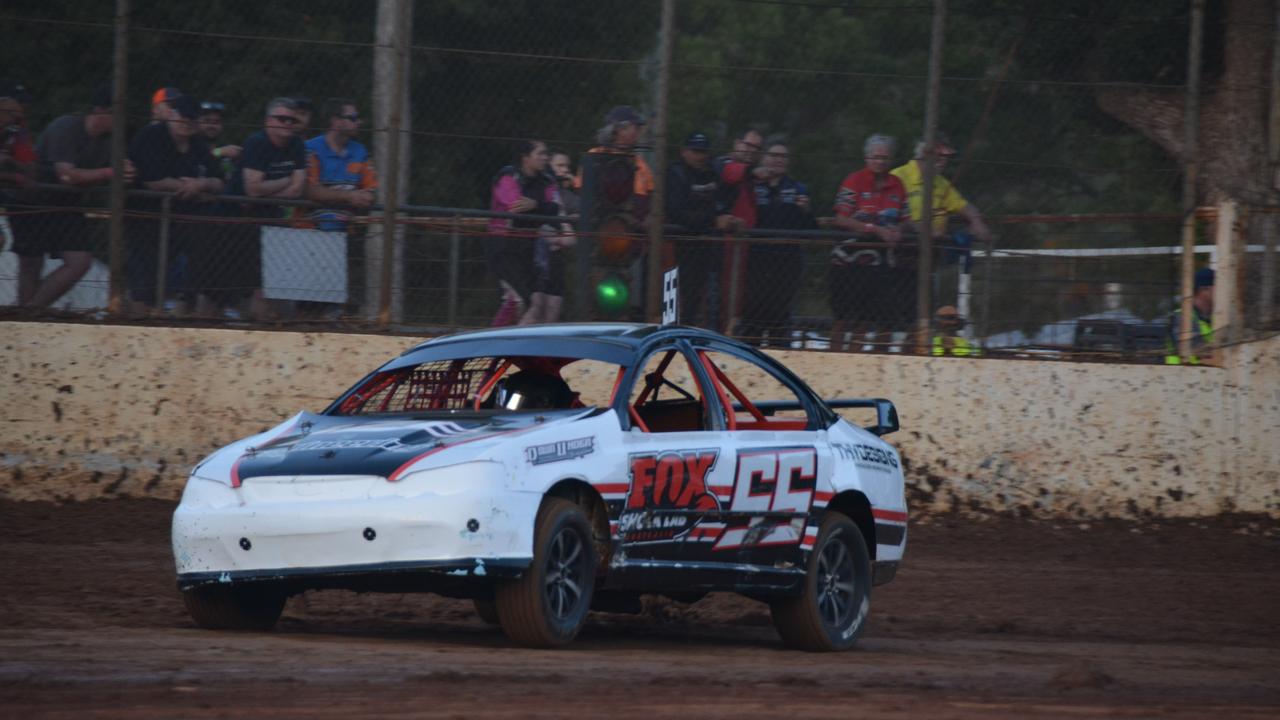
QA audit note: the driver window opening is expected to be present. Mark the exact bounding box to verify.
[698,350,811,431]
[335,356,618,415]
[628,349,707,433]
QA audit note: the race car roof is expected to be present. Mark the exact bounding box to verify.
[386,323,746,370]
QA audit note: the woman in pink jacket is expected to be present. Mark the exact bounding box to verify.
[487,140,562,326]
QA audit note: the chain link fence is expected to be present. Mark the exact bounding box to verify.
[2,0,1277,362]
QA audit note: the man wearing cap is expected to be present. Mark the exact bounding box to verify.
[665,130,732,328]
[576,105,654,319]
[578,105,655,216]
[196,100,241,173]
[931,305,980,357]
[1164,267,1215,365]
[11,83,135,308]
[126,94,224,314]
[891,134,991,342]
[151,87,183,123]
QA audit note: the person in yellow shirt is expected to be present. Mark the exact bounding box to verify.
[891,133,991,243]
[931,305,981,357]
[889,134,992,344]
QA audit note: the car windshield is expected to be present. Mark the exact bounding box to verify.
[330,355,624,416]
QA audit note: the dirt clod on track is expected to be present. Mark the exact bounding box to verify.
[1,499,1278,719]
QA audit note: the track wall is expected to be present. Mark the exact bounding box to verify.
[2,322,1275,517]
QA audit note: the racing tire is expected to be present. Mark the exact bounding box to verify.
[495,498,596,647]
[769,512,871,651]
[472,598,501,626]
[181,585,286,631]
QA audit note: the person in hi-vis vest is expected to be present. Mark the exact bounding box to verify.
[931,305,980,357]
[1165,267,1214,365]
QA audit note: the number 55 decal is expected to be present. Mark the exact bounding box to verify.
[714,447,817,551]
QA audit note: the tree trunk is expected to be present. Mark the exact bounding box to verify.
[1096,0,1273,205]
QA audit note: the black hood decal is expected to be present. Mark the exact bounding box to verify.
[231,412,567,484]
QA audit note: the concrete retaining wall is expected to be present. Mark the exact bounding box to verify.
[2,322,1275,517]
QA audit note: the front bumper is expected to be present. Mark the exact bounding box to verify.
[171,464,541,583]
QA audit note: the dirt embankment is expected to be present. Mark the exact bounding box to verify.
[1,499,1277,719]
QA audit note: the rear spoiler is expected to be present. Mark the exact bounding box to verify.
[734,398,900,437]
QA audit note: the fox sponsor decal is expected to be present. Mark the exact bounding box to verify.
[714,447,817,551]
[620,449,721,543]
[525,436,595,465]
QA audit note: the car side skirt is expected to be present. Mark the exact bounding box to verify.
[176,557,531,596]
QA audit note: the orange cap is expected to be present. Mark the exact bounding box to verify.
[151,87,181,106]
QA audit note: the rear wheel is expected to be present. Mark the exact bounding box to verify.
[495,498,596,647]
[182,584,286,631]
[770,512,871,651]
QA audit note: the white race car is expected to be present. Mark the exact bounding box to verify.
[173,323,907,650]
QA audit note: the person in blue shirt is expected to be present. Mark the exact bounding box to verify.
[304,98,377,232]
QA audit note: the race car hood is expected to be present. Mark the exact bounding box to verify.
[198,410,597,486]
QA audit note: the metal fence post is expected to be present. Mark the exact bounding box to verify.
[916,0,946,353]
[1178,0,1205,359]
[107,0,130,316]
[155,195,171,312]
[979,234,994,345]
[645,0,675,323]
[377,0,410,328]
[447,213,460,328]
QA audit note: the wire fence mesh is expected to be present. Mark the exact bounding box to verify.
[2,0,1277,363]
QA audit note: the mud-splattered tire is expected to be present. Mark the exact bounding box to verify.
[472,598,501,626]
[770,512,871,651]
[182,584,286,631]
[495,498,596,647]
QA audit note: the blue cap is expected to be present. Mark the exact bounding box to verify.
[683,132,710,150]
[1194,267,1215,290]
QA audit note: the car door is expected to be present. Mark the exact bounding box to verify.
[685,340,835,580]
[611,341,734,578]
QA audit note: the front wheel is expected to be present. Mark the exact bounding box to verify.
[495,498,596,647]
[769,512,872,651]
[182,584,286,631]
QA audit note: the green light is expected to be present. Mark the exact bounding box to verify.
[595,276,629,314]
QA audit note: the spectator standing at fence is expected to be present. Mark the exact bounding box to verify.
[304,98,376,231]
[196,100,241,173]
[0,81,36,191]
[737,137,814,346]
[150,87,182,124]
[931,304,980,356]
[666,131,732,329]
[891,133,991,347]
[713,128,772,333]
[488,139,561,326]
[830,133,906,352]
[10,84,134,308]
[1164,267,1214,365]
[216,96,307,321]
[126,95,223,316]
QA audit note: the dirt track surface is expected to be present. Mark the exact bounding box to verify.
[1,499,1278,719]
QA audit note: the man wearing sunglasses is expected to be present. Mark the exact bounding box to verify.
[219,97,308,320]
[304,97,376,232]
